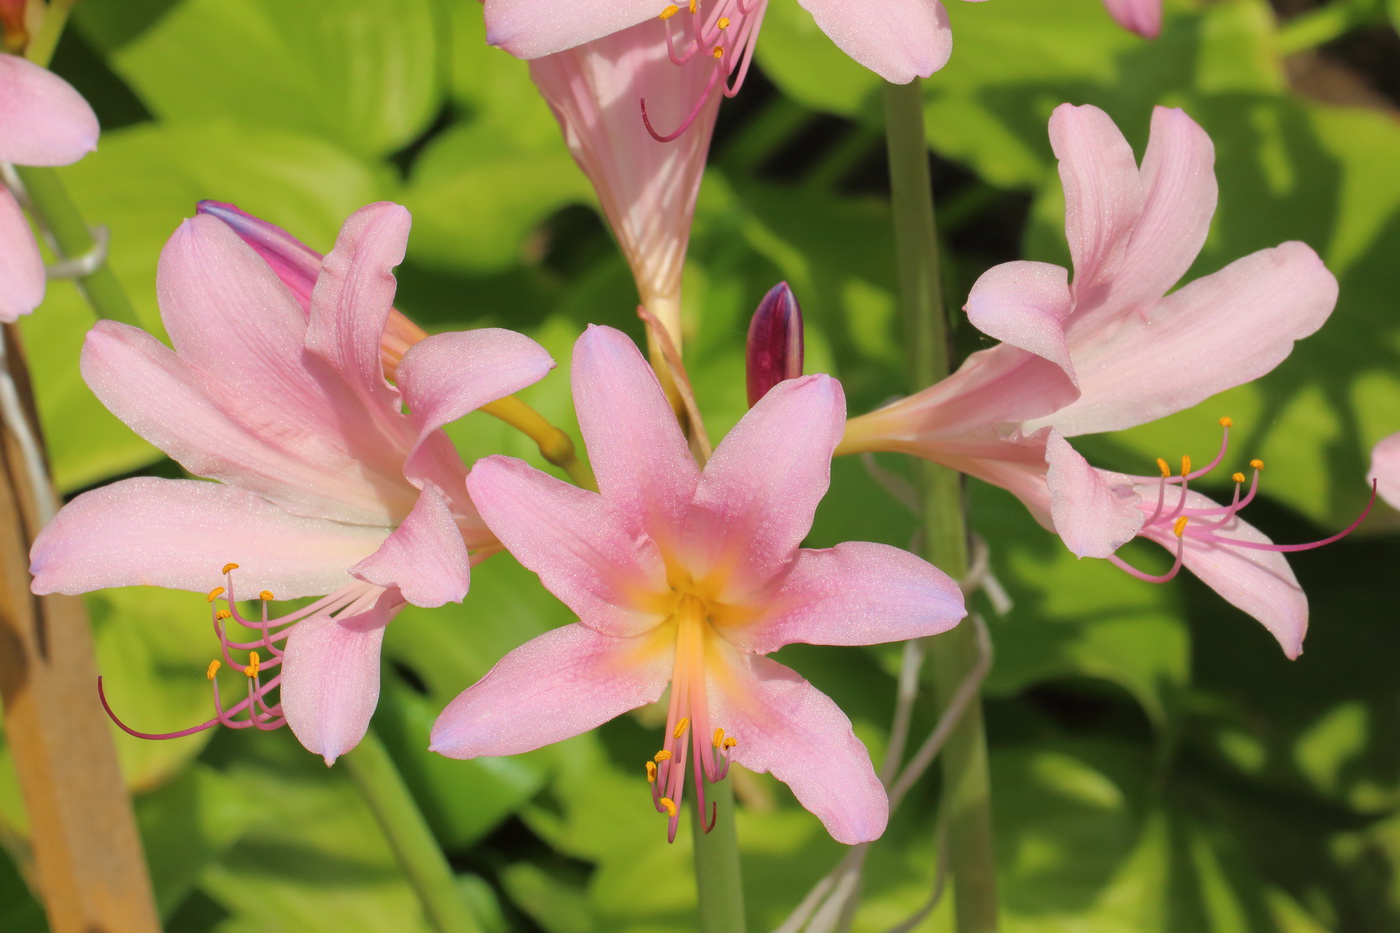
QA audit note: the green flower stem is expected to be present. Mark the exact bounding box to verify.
[692,777,747,933]
[1276,0,1387,55]
[12,165,141,327]
[343,729,484,933]
[22,0,75,68]
[882,78,998,933]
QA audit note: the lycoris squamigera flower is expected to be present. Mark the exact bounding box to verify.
[0,53,98,320]
[431,325,965,843]
[30,202,555,763]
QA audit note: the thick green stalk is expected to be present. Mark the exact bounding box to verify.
[882,78,998,932]
[12,166,141,327]
[342,730,483,933]
[691,778,746,933]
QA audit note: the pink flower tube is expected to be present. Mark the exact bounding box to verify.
[30,202,556,763]
[432,325,965,843]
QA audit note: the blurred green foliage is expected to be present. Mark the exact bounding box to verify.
[1,0,1398,929]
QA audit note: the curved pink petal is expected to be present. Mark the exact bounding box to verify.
[1138,488,1306,659]
[707,647,887,844]
[281,590,400,765]
[1368,431,1400,512]
[483,0,656,58]
[305,202,410,416]
[29,477,386,598]
[1090,106,1216,323]
[352,486,472,608]
[1048,104,1144,306]
[0,186,44,321]
[1045,433,1145,558]
[1037,242,1338,437]
[683,374,845,600]
[1102,0,1162,38]
[572,326,699,543]
[80,321,412,525]
[0,55,98,166]
[796,0,952,83]
[965,261,1074,379]
[466,456,669,636]
[430,623,673,758]
[728,541,964,654]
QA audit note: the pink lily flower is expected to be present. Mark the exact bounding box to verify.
[1368,432,1400,511]
[431,325,965,843]
[530,21,724,348]
[1101,0,1161,38]
[841,104,1340,657]
[0,53,99,321]
[30,202,556,764]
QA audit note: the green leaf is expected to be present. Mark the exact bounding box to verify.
[107,0,444,159]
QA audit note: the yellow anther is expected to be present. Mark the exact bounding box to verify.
[660,797,678,818]
[712,728,725,748]
[1180,455,1192,477]
[723,737,737,749]
[1250,459,1264,471]
[1156,457,1170,478]
[717,16,730,28]
[646,761,658,783]
[654,750,673,763]
[243,651,260,678]
[215,609,233,621]
[673,717,690,739]
[259,590,275,601]
[222,562,240,574]
[206,586,225,602]
[659,4,680,19]
[1231,472,1245,484]
[688,0,696,12]
[711,45,724,59]
[206,659,221,680]
[1219,416,1233,428]
[1173,516,1189,537]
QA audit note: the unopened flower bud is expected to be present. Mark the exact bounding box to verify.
[745,282,804,407]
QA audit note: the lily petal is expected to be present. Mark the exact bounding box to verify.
[466,456,669,636]
[965,261,1074,379]
[352,486,472,607]
[1101,0,1162,38]
[1046,433,1145,558]
[281,591,399,765]
[29,477,384,598]
[430,623,673,757]
[684,374,845,600]
[1369,431,1400,512]
[796,0,953,83]
[483,0,656,58]
[0,185,45,322]
[0,55,99,166]
[707,647,887,845]
[572,325,699,543]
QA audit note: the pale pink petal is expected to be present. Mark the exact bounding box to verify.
[0,186,44,321]
[683,374,845,599]
[728,541,964,654]
[1093,106,1216,320]
[1048,104,1144,305]
[1036,242,1338,437]
[29,477,385,598]
[1138,488,1306,659]
[305,202,410,416]
[1101,0,1162,38]
[964,261,1074,379]
[796,0,953,83]
[352,487,471,608]
[0,55,98,166]
[80,321,411,525]
[196,201,323,314]
[572,325,699,542]
[707,647,887,844]
[1368,432,1400,512]
[281,591,400,765]
[483,0,656,58]
[1045,433,1145,558]
[466,456,669,636]
[430,623,673,758]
